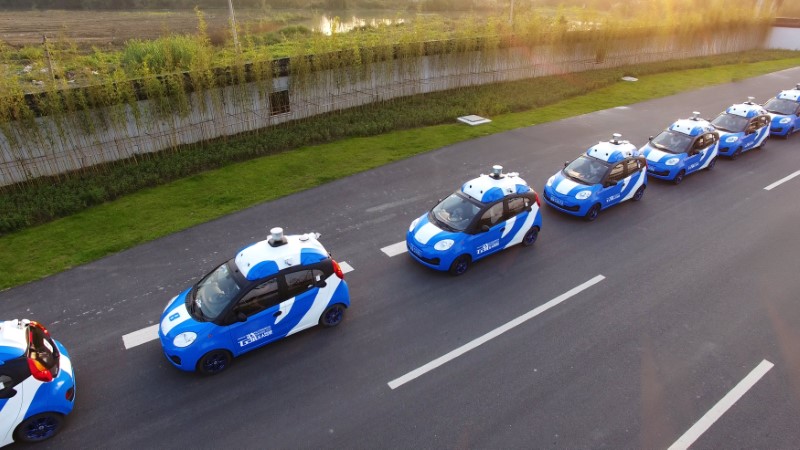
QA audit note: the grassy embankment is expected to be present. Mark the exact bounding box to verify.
[1,53,799,290]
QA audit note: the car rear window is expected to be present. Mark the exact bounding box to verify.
[27,324,60,376]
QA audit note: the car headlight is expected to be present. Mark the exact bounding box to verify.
[665,157,680,166]
[725,136,738,143]
[575,190,592,200]
[173,332,197,348]
[434,239,455,251]
[780,117,792,124]
[546,176,555,187]
[164,295,178,313]
[409,218,420,232]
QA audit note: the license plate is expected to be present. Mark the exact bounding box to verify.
[550,196,564,206]
[647,166,657,172]
[409,244,421,256]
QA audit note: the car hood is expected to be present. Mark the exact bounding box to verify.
[546,171,596,197]
[160,289,214,338]
[641,144,684,165]
[408,213,460,246]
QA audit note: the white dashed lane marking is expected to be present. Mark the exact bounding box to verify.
[122,261,355,350]
[339,261,354,274]
[381,241,408,257]
[764,169,800,191]
[122,324,159,350]
[669,359,774,450]
[387,274,606,390]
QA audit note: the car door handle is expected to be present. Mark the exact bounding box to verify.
[273,311,282,317]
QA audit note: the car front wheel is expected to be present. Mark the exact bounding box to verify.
[585,204,601,222]
[448,254,471,276]
[197,349,233,375]
[14,413,64,443]
[673,170,685,185]
[731,147,742,160]
[320,303,346,327]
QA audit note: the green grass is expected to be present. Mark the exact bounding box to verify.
[1,55,799,290]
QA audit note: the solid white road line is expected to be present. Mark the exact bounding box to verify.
[387,274,606,390]
[381,241,408,257]
[339,261,354,274]
[122,324,160,350]
[668,359,774,450]
[124,261,356,350]
[764,170,800,191]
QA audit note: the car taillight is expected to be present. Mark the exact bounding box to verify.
[332,259,344,280]
[27,358,54,382]
[534,192,541,207]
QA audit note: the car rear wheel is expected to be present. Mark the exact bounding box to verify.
[757,137,767,149]
[448,254,471,276]
[522,226,539,247]
[320,303,346,327]
[633,185,646,201]
[585,204,601,222]
[706,157,717,170]
[673,170,685,185]
[731,147,742,160]
[197,349,233,375]
[14,412,64,443]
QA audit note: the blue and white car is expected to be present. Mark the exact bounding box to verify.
[406,165,542,276]
[640,112,719,184]
[763,84,800,138]
[159,228,350,375]
[1,320,75,446]
[711,98,770,159]
[544,133,647,221]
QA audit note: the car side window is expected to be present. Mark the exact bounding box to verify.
[285,269,323,299]
[624,159,640,174]
[478,202,505,229]
[236,278,279,317]
[606,163,626,184]
[506,196,527,219]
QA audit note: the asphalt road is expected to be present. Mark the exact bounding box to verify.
[4,66,800,449]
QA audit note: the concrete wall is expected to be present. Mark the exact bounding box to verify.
[766,27,800,50]
[0,28,769,187]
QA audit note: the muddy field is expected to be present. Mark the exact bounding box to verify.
[0,9,303,48]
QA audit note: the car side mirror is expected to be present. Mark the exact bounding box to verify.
[648,136,653,141]
[481,225,490,232]
[316,279,327,288]
[236,312,247,323]
[564,161,569,168]
[0,388,17,400]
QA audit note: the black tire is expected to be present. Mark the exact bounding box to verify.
[448,254,471,276]
[757,137,767,149]
[522,226,539,247]
[633,185,645,201]
[319,303,346,327]
[706,157,716,170]
[14,412,64,443]
[731,147,742,160]
[673,170,685,185]
[786,127,794,139]
[197,349,233,375]
[585,204,601,222]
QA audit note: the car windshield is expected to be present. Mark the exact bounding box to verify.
[650,130,693,154]
[764,97,798,115]
[711,113,748,133]
[192,262,242,321]
[564,155,608,185]
[430,193,482,232]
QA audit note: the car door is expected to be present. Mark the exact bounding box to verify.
[597,162,626,208]
[501,195,531,247]
[225,277,284,356]
[280,268,328,335]
[465,201,506,261]
[743,115,769,150]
